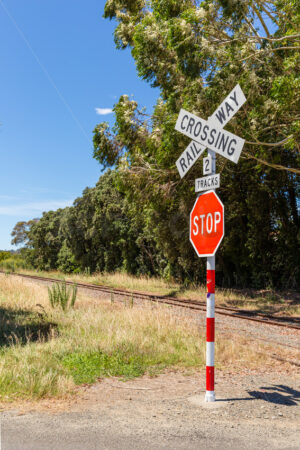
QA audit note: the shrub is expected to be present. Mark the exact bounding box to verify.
[0,256,32,272]
[48,282,77,311]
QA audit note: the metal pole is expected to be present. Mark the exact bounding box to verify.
[205,148,216,402]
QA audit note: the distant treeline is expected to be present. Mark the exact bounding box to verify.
[11,167,299,289]
[0,250,28,273]
[11,170,163,277]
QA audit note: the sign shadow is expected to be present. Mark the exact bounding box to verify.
[215,385,300,406]
[0,306,58,347]
[248,384,300,406]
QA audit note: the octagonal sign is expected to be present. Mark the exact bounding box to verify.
[190,190,224,257]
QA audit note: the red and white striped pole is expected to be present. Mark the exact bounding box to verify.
[205,148,216,402]
[206,256,215,401]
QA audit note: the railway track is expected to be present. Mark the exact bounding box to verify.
[3,270,300,331]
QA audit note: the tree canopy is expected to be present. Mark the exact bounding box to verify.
[93,0,300,287]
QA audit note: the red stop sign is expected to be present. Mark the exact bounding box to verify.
[190,190,224,257]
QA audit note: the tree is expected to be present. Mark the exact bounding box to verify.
[26,210,66,270]
[10,171,159,275]
[60,170,159,274]
[92,0,299,287]
[11,219,39,247]
[0,251,12,262]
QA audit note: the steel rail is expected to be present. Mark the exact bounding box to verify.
[2,271,300,331]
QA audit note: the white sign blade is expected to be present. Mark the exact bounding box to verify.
[175,109,244,164]
[175,84,246,177]
[176,141,206,178]
[209,84,246,129]
[195,174,220,193]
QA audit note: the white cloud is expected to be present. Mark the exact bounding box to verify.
[95,107,113,115]
[0,200,74,216]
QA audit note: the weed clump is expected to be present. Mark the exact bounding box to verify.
[48,282,77,311]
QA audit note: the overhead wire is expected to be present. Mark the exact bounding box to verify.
[0,0,91,144]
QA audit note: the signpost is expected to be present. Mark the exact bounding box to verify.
[174,84,246,402]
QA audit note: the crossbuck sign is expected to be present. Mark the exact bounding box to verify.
[175,85,246,178]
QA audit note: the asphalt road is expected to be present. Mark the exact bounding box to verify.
[1,371,299,450]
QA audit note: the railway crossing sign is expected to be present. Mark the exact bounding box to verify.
[175,84,246,178]
[190,190,224,257]
[174,83,246,403]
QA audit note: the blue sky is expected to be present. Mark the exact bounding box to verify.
[0,0,158,250]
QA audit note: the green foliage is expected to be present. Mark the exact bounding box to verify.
[95,0,300,288]
[62,350,145,384]
[0,251,12,262]
[0,255,32,273]
[11,171,159,277]
[3,261,15,273]
[93,122,123,169]
[57,241,79,274]
[57,170,159,275]
[48,282,77,311]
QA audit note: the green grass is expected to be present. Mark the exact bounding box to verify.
[62,350,145,384]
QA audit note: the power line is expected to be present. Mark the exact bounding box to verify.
[0,0,91,144]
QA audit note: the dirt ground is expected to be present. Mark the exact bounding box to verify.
[1,368,299,450]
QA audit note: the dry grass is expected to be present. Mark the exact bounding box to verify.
[22,269,180,295]
[17,268,300,316]
[0,274,292,401]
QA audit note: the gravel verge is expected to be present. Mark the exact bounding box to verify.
[1,371,299,449]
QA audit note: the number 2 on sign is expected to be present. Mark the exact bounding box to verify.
[203,155,212,175]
